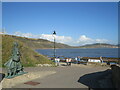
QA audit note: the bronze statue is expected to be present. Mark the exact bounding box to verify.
[4,42,27,79]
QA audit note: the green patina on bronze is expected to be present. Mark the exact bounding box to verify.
[4,42,27,79]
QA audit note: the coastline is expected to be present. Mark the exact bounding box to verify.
[35,47,119,50]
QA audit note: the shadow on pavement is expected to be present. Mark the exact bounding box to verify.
[0,73,5,82]
[78,69,115,89]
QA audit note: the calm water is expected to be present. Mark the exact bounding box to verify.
[36,48,119,58]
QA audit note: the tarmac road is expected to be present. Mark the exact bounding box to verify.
[12,63,110,88]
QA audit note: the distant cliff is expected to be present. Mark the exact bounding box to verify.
[10,35,72,49]
[76,43,118,48]
[2,34,118,49]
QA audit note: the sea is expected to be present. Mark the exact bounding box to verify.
[36,48,119,58]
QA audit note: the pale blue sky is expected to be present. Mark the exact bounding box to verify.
[2,2,118,46]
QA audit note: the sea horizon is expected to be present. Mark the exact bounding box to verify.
[36,48,119,58]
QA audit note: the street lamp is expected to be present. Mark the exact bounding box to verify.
[52,31,56,58]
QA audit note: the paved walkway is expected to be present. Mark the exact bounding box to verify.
[11,63,110,88]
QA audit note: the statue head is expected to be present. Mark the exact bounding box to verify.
[13,42,18,47]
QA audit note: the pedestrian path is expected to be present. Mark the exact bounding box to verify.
[12,63,110,88]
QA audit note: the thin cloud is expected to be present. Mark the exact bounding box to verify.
[77,35,109,45]
[13,32,110,46]
[40,34,73,44]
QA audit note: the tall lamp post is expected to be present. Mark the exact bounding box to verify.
[52,31,56,59]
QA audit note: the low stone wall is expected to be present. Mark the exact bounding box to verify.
[87,62,107,66]
[36,64,54,67]
[111,65,120,89]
